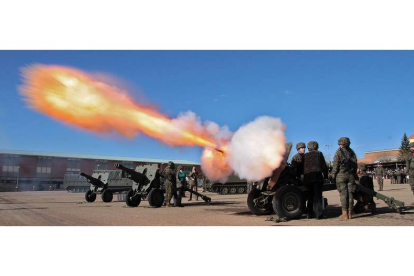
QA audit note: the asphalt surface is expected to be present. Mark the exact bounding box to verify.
[1,179,414,226]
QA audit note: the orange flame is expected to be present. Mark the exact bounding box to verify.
[20,65,219,149]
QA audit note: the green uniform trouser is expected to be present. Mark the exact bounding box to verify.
[409,174,414,195]
[336,173,356,210]
[377,176,383,190]
[165,181,176,203]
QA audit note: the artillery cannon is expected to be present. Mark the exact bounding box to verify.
[115,163,165,208]
[247,142,406,220]
[82,171,134,203]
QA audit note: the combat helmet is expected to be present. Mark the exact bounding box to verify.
[338,137,351,147]
[296,142,306,150]
[168,161,175,169]
[307,141,319,151]
[358,163,367,171]
[409,142,414,148]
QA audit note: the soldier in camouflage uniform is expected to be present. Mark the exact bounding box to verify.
[291,142,306,181]
[163,161,176,207]
[331,137,358,219]
[303,141,328,219]
[354,163,376,215]
[396,169,402,184]
[375,164,384,191]
[406,142,414,205]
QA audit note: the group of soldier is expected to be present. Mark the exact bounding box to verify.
[290,138,414,220]
[162,162,199,207]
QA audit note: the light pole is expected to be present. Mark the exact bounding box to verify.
[325,144,333,166]
[16,166,20,191]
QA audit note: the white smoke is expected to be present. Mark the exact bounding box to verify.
[228,116,286,182]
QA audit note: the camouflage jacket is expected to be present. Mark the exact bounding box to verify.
[331,147,358,176]
[290,153,304,177]
[375,167,384,177]
[406,155,414,176]
[163,166,176,185]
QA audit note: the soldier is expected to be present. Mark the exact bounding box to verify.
[354,163,376,215]
[396,169,402,184]
[331,137,358,219]
[291,142,306,182]
[303,141,328,219]
[406,142,414,205]
[163,161,176,207]
[375,164,384,190]
[393,170,397,184]
[188,167,199,201]
[175,166,186,207]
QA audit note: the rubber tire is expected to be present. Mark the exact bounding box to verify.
[147,189,164,207]
[247,189,273,216]
[221,187,229,195]
[229,187,237,194]
[125,189,141,207]
[237,187,245,194]
[101,190,113,203]
[272,185,305,220]
[85,190,97,202]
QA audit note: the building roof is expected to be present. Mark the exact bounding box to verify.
[409,134,414,139]
[0,149,201,165]
[364,148,399,154]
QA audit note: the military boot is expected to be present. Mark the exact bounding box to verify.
[340,208,348,219]
[348,210,353,219]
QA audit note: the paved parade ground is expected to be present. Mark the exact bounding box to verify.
[1,179,414,226]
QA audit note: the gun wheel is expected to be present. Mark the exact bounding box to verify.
[148,189,164,208]
[273,185,305,220]
[126,189,141,207]
[247,189,273,216]
[101,190,113,203]
[85,190,96,203]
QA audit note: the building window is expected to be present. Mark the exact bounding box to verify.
[66,159,81,173]
[37,157,52,176]
[1,155,20,175]
[95,160,108,170]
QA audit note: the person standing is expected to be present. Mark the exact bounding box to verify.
[303,141,328,219]
[375,164,384,191]
[188,167,199,201]
[406,142,414,205]
[175,166,186,207]
[163,161,177,207]
[331,137,358,220]
[396,169,402,184]
[291,142,306,183]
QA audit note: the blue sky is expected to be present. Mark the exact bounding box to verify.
[0,50,413,163]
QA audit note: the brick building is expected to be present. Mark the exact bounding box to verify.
[358,148,403,170]
[357,132,414,170]
[0,149,201,192]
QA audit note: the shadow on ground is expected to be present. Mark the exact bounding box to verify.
[0,207,48,211]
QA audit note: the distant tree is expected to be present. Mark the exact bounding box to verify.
[398,133,411,162]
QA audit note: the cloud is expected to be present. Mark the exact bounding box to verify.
[283,90,293,95]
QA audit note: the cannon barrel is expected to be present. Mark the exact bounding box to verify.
[80,172,105,187]
[114,163,146,183]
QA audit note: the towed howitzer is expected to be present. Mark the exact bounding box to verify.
[82,170,134,203]
[247,142,407,220]
[115,163,165,208]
